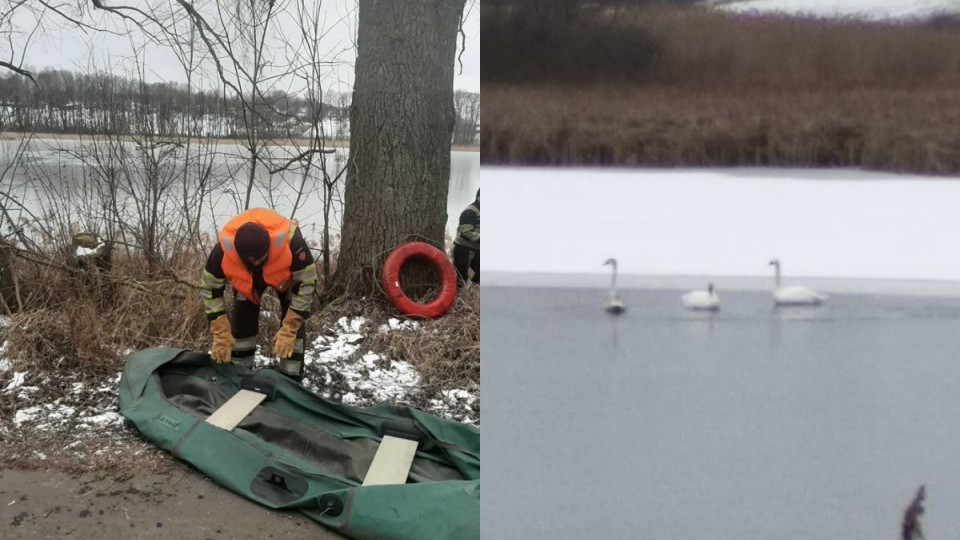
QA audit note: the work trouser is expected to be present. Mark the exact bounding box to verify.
[230,289,306,379]
[453,244,480,288]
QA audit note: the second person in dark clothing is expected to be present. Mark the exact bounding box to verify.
[453,188,480,288]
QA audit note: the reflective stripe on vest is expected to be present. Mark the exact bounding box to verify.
[218,209,296,305]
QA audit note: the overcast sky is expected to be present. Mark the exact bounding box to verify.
[12,0,479,94]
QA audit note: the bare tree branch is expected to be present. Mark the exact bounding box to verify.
[267,148,336,175]
[0,60,37,85]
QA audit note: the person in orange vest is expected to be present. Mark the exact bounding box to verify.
[200,208,317,381]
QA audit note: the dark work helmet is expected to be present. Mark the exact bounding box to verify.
[235,222,270,263]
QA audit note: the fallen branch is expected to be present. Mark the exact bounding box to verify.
[901,485,926,540]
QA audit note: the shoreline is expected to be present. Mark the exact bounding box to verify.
[484,271,960,298]
[0,131,480,153]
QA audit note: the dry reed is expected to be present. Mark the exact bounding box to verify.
[482,5,960,173]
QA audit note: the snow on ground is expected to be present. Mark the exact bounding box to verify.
[8,372,125,431]
[1,315,478,467]
[711,0,960,20]
[485,167,960,290]
[248,316,477,424]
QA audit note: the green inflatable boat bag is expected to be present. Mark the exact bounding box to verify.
[118,348,479,540]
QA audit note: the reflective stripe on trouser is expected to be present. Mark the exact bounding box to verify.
[276,288,306,378]
[277,332,305,378]
[231,288,307,376]
[231,335,257,368]
[231,296,261,367]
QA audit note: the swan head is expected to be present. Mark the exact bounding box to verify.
[603,258,618,268]
[769,258,780,267]
[708,282,715,294]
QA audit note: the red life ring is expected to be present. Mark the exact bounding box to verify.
[381,242,457,318]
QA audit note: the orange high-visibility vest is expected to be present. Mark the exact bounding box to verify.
[218,208,296,305]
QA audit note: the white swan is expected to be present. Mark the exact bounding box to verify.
[769,258,827,305]
[682,282,720,311]
[603,258,626,315]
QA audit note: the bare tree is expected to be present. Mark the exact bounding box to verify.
[276,0,347,283]
[453,90,480,146]
[333,0,467,295]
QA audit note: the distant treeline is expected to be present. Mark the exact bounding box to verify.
[482,0,960,86]
[0,69,480,145]
[483,0,699,84]
[0,69,349,139]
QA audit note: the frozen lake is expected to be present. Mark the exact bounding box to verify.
[484,167,960,282]
[0,138,479,244]
[483,165,960,539]
[482,283,960,540]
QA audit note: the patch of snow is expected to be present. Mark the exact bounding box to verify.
[28,403,77,430]
[14,406,42,427]
[77,411,124,429]
[75,245,101,257]
[96,373,122,393]
[338,316,366,333]
[309,334,363,365]
[378,318,421,333]
[344,352,420,403]
[4,371,25,390]
[17,386,39,399]
[427,387,480,426]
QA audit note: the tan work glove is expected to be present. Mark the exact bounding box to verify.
[273,310,304,358]
[209,314,235,363]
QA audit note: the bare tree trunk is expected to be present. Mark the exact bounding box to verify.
[334,0,465,295]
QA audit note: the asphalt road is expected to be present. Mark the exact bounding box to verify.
[0,467,346,539]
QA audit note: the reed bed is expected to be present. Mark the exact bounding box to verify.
[482,5,960,173]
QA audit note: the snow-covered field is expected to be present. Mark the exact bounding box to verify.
[0,315,477,469]
[712,0,960,20]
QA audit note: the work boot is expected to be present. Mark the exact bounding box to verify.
[278,358,304,383]
[232,355,255,370]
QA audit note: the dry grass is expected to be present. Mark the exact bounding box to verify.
[483,85,960,172]
[366,285,480,400]
[645,8,960,92]
[1,250,209,377]
[0,239,479,475]
[482,6,960,173]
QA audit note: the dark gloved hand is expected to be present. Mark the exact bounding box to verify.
[209,314,234,363]
[273,310,304,358]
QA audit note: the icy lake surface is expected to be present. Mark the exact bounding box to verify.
[0,139,479,242]
[482,284,960,540]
